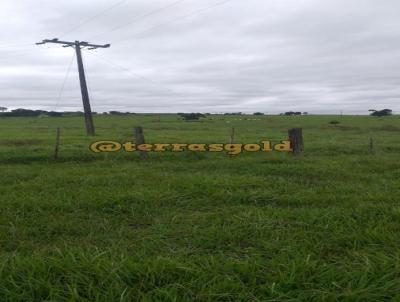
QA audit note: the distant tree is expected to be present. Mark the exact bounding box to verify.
[47,111,63,117]
[329,120,340,126]
[253,112,264,116]
[224,112,243,116]
[0,107,7,112]
[370,109,392,117]
[178,113,206,121]
[62,111,84,117]
[2,108,46,117]
[109,111,131,116]
[284,111,302,116]
[303,112,309,115]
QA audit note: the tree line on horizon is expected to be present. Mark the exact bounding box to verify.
[0,107,394,118]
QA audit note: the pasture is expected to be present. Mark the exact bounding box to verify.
[0,114,399,301]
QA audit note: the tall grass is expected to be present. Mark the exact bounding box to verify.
[0,114,399,301]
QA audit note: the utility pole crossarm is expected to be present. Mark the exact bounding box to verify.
[36,38,110,49]
[36,38,111,136]
[80,41,111,49]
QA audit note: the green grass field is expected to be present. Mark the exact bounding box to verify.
[0,114,399,301]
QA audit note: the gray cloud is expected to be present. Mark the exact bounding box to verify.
[0,0,399,114]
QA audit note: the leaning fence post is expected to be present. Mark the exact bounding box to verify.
[54,127,61,160]
[288,128,304,155]
[134,126,148,160]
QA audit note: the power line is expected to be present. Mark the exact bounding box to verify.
[112,0,236,43]
[60,0,129,38]
[84,54,98,113]
[86,51,239,101]
[0,43,33,50]
[54,52,76,112]
[90,0,187,40]
[0,48,36,57]
[87,51,184,97]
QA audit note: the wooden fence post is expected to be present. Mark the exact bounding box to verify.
[54,127,61,160]
[369,137,374,153]
[134,126,148,160]
[288,128,304,155]
[230,127,235,144]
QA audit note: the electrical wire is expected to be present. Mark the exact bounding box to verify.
[87,51,184,97]
[54,52,76,112]
[111,0,235,43]
[84,56,98,113]
[90,0,187,40]
[0,43,34,50]
[86,51,240,101]
[60,0,129,38]
[0,48,38,58]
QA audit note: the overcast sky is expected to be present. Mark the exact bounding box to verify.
[0,0,399,114]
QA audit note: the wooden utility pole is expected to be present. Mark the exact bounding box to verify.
[75,42,95,136]
[36,38,110,136]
